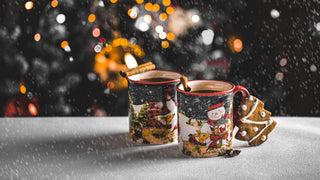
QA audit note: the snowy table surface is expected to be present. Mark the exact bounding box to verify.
[0,117,320,180]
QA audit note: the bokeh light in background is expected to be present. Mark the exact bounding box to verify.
[191,15,200,23]
[25,1,33,10]
[51,0,58,8]
[166,7,174,15]
[124,53,138,68]
[60,41,68,49]
[145,3,153,11]
[279,58,288,67]
[20,85,26,94]
[1,0,320,117]
[275,72,284,81]
[34,33,41,42]
[153,4,160,12]
[161,41,169,48]
[233,39,243,53]
[136,0,144,4]
[88,14,96,22]
[162,0,171,6]
[56,14,66,24]
[92,28,101,38]
[28,103,38,116]
[159,13,167,21]
[167,32,175,41]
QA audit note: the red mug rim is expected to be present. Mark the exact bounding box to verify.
[126,69,183,85]
[176,79,235,96]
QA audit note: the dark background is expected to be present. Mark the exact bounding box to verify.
[0,0,319,117]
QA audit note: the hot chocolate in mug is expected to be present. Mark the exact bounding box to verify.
[127,70,183,144]
[176,80,249,157]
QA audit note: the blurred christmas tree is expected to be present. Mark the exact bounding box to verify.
[0,0,319,116]
[0,0,127,116]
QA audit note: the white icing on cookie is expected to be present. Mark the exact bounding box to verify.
[253,126,258,132]
[240,131,247,136]
[241,105,247,111]
[260,111,266,117]
[238,98,274,144]
[249,119,274,143]
[261,135,266,141]
[248,96,253,101]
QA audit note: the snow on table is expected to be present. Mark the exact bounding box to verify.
[0,117,320,179]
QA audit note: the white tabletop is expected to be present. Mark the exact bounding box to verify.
[0,117,319,180]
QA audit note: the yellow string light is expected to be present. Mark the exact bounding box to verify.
[110,0,118,3]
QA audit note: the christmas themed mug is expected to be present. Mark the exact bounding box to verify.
[176,80,249,157]
[127,70,183,144]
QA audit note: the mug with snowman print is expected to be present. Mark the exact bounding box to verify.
[176,80,249,157]
[127,70,183,144]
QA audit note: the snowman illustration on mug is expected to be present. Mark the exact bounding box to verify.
[200,102,232,150]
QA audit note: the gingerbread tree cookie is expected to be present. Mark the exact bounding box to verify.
[235,95,277,146]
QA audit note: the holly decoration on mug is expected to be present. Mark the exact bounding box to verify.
[235,95,277,146]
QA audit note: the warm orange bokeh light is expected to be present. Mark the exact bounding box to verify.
[88,14,96,22]
[51,0,58,8]
[128,9,138,19]
[107,82,115,89]
[161,41,169,48]
[92,28,101,38]
[112,39,121,47]
[28,103,38,116]
[162,0,171,6]
[120,38,129,47]
[167,32,175,41]
[136,0,144,4]
[145,3,153,11]
[159,13,168,21]
[275,72,284,81]
[25,1,34,10]
[166,7,174,15]
[110,0,118,3]
[153,4,160,12]
[233,39,243,52]
[60,41,69,49]
[105,45,112,53]
[20,85,26,94]
[34,33,41,42]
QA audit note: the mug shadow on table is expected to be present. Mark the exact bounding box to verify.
[83,133,186,160]
[1,132,252,165]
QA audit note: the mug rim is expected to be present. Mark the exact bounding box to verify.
[176,79,235,96]
[126,69,183,85]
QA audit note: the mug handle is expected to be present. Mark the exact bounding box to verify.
[233,85,250,127]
